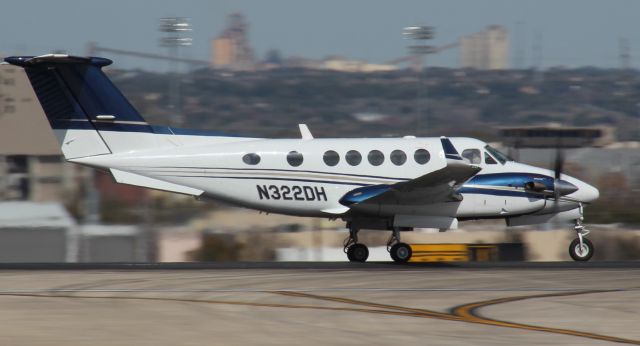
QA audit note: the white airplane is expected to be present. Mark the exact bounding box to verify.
[4,55,600,263]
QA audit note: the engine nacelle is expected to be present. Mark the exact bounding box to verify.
[524,181,547,192]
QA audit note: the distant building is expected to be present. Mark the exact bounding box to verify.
[80,225,150,262]
[0,64,91,202]
[210,13,255,70]
[460,25,509,70]
[498,124,615,148]
[212,36,235,67]
[0,201,78,262]
[323,56,397,73]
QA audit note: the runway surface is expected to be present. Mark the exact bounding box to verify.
[0,261,638,270]
[0,262,639,345]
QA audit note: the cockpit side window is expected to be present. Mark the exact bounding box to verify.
[461,149,481,164]
[484,152,498,164]
[484,145,511,164]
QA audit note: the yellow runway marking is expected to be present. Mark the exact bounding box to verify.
[451,290,640,345]
[275,291,462,321]
[1,289,638,344]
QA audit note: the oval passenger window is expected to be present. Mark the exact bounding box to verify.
[287,151,304,167]
[323,150,340,166]
[346,150,362,166]
[414,149,430,165]
[390,150,407,166]
[242,153,261,165]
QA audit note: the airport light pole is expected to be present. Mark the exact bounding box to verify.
[159,17,193,126]
[636,102,640,139]
[403,26,435,136]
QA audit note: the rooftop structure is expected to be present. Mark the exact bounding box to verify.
[499,124,615,148]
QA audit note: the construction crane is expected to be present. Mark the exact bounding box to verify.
[86,42,209,67]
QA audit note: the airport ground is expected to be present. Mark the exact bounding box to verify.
[0,262,639,346]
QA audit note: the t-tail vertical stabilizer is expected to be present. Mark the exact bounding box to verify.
[4,54,156,159]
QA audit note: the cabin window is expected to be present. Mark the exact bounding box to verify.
[390,150,407,166]
[323,150,340,166]
[484,144,511,164]
[484,152,498,164]
[242,153,261,165]
[461,149,481,164]
[367,150,384,166]
[287,151,304,167]
[414,149,430,165]
[346,150,362,166]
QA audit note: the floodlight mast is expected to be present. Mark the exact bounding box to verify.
[159,17,193,126]
[403,25,435,136]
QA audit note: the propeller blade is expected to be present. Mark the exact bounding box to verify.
[551,145,565,225]
[554,148,564,180]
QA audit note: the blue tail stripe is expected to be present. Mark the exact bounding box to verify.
[56,65,150,125]
[25,68,87,130]
[18,56,150,131]
[7,55,237,137]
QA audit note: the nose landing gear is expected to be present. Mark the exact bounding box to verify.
[569,220,594,261]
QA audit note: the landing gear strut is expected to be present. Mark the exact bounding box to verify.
[569,219,594,261]
[387,227,412,263]
[344,226,368,262]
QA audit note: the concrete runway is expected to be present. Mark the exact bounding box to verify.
[0,262,639,345]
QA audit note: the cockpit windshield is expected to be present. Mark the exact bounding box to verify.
[484,145,512,164]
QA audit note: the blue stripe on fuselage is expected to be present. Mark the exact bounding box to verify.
[459,172,554,200]
[465,172,554,190]
[458,186,544,199]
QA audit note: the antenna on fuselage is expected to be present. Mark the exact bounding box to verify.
[299,124,314,140]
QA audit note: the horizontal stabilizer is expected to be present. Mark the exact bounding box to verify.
[4,54,112,67]
[110,169,204,196]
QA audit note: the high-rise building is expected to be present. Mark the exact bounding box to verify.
[460,25,509,70]
[210,13,255,70]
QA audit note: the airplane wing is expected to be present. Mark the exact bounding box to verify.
[340,137,481,207]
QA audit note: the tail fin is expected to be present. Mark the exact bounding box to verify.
[4,54,154,159]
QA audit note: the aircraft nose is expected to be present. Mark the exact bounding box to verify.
[574,181,600,203]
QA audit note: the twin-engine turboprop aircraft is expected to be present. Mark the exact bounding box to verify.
[4,55,600,263]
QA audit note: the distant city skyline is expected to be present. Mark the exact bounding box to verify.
[1,0,638,71]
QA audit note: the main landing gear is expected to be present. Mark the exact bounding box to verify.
[343,226,413,263]
[569,219,594,261]
[387,227,412,263]
[344,227,368,262]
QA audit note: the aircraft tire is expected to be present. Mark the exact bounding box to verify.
[569,238,594,261]
[390,243,412,263]
[347,244,369,262]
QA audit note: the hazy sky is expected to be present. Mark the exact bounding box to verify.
[1,0,638,70]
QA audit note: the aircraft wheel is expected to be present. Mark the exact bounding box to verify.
[347,244,369,262]
[569,238,594,262]
[390,243,412,263]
